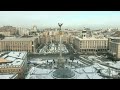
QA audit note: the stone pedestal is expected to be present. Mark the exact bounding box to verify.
[52,67,75,79]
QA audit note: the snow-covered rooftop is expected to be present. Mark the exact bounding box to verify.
[12,59,23,66]
[6,57,16,62]
[110,37,120,39]
[2,54,8,59]
[74,36,108,40]
[0,74,17,79]
[8,51,26,59]
[0,51,27,67]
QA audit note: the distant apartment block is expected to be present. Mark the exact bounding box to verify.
[0,26,18,36]
[40,31,70,44]
[18,27,30,36]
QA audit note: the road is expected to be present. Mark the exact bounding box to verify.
[28,43,94,68]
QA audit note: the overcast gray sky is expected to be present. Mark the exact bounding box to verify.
[0,11,120,29]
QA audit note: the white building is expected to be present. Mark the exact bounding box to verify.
[108,37,120,60]
[73,30,108,54]
[31,25,38,32]
[0,51,27,79]
[18,27,30,36]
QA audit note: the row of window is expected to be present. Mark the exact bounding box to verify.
[5,49,32,51]
[80,49,107,52]
[4,46,32,49]
[0,69,21,73]
[1,42,31,45]
[80,42,108,46]
[2,49,32,52]
[80,44,107,47]
[80,41,108,43]
[80,43,107,45]
[111,39,120,43]
[80,46,107,48]
[5,46,32,48]
[2,44,31,46]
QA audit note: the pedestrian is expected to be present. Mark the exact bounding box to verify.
[53,59,55,64]
[66,59,67,62]
[97,69,101,73]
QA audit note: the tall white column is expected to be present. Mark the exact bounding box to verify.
[60,35,62,57]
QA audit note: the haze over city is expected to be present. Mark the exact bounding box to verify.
[1,11,120,79]
[0,11,120,29]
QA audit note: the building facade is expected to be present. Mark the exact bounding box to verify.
[0,26,18,36]
[0,51,27,79]
[108,37,120,60]
[0,36,39,53]
[0,32,11,36]
[40,31,70,44]
[73,36,108,54]
[18,27,30,36]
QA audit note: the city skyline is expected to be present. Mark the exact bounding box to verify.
[0,17,120,79]
[0,11,120,29]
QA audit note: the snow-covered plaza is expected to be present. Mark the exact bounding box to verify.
[26,52,120,79]
[39,43,69,54]
[26,54,120,79]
